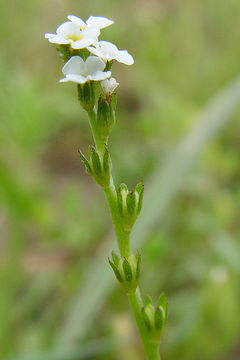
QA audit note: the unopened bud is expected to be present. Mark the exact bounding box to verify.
[101,77,119,95]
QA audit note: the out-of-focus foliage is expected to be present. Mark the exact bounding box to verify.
[0,0,240,359]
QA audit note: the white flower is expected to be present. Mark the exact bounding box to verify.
[45,15,114,49]
[68,15,114,30]
[88,41,134,65]
[60,56,111,84]
[101,77,119,94]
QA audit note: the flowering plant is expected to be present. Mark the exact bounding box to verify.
[45,14,167,360]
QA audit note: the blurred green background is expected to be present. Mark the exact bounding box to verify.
[1,0,240,359]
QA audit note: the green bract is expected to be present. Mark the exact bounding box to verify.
[79,145,111,187]
[142,293,168,342]
[117,182,144,232]
[109,251,141,294]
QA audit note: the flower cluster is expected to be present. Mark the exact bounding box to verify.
[45,15,134,93]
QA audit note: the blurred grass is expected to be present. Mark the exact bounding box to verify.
[1,0,240,359]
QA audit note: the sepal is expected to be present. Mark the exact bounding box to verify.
[55,44,72,62]
[157,291,168,325]
[55,45,90,62]
[77,81,95,111]
[117,182,144,231]
[109,251,141,294]
[97,95,116,137]
[78,145,111,187]
[141,292,168,342]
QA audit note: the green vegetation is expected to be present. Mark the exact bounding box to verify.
[0,1,240,359]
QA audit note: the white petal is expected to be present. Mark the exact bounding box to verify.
[87,45,104,58]
[85,56,106,75]
[101,77,119,94]
[45,33,69,44]
[86,16,114,29]
[88,70,111,81]
[98,40,118,54]
[82,27,100,38]
[56,21,80,36]
[71,37,96,49]
[60,74,87,84]
[87,41,119,61]
[116,50,134,65]
[45,32,54,39]
[62,56,85,76]
[67,15,86,28]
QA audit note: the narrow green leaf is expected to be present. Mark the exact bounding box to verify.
[78,150,92,174]
[108,259,122,283]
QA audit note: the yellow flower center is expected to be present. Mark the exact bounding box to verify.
[66,34,83,41]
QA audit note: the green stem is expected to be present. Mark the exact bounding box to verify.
[104,183,130,257]
[104,184,160,359]
[128,288,160,360]
[87,107,161,360]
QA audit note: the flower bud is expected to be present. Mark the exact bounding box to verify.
[109,251,141,294]
[78,145,111,187]
[141,293,168,342]
[117,182,144,232]
[97,95,116,138]
[77,81,95,111]
[101,77,119,95]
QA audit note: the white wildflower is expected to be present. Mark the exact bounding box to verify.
[69,15,114,30]
[45,15,114,50]
[88,41,134,65]
[60,56,111,84]
[101,77,119,94]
